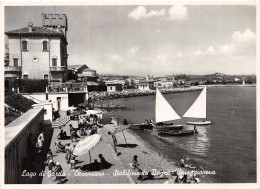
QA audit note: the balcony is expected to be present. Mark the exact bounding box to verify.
[50,66,67,72]
[4,66,22,72]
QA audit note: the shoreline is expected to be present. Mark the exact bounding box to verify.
[91,84,256,102]
[104,112,213,183]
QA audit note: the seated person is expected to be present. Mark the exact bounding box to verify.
[57,130,67,139]
[130,155,139,169]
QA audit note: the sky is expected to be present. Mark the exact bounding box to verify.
[5,5,256,76]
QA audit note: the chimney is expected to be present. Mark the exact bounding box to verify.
[28,22,33,32]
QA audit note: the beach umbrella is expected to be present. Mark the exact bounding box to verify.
[52,116,71,128]
[73,134,102,162]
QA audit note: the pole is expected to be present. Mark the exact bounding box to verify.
[89,150,91,163]
[119,115,127,145]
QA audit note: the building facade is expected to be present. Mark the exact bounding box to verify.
[105,80,125,92]
[5,14,69,84]
[138,80,155,90]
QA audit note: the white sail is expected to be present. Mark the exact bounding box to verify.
[183,86,207,119]
[155,88,181,123]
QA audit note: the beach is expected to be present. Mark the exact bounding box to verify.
[105,112,213,183]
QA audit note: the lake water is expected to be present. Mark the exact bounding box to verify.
[106,87,256,183]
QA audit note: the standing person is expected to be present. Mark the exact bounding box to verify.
[65,142,71,164]
[180,156,185,167]
[108,131,119,155]
[194,126,198,133]
[36,138,43,163]
[70,144,77,169]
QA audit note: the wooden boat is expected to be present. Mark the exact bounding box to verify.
[183,86,212,125]
[128,124,145,130]
[187,120,212,125]
[158,130,194,136]
[154,125,183,131]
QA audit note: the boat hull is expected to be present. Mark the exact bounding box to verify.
[186,121,212,125]
[158,130,194,136]
[128,124,145,130]
[154,125,183,131]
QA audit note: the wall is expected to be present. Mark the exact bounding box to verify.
[32,102,53,125]
[107,85,116,92]
[5,108,44,184]
[23,92,69,111]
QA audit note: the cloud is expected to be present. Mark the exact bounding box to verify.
[219,44,235,54]
[193,50,203,56]
[168,5,188,20]
[128,6,165,20]
[128,46,139,56]
[232,29,256,44]
[111,54,125,63]
[156,29,164,33]
[177,52,183,57]
[219,29,255,56]
[156,54,166,61]
[206,46,216,54]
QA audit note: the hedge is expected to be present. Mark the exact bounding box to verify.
[5,93,35,113]
[10,79,48,93]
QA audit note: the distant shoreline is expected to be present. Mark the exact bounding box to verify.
[91,84,256,102]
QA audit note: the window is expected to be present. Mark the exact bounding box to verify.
[13,58,18,67]
[44,109,47,115]
[22,41,28,51]
[42,41,48,51]
[110,87,112,90]
[23,74,29,79]
[52,58,57,66]
[44,74,49,80]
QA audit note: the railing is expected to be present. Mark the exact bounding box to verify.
[4,66,22,72]
[49,66,66,72]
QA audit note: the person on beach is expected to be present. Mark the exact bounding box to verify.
[70,144,77,169]
[194,126,198,133]
[57,129,67,139]
[54,162,63,182]
[65,142,71,163]
[180,156,185,167]
[36,137,43,162]
[46,149,54,164]
[98,154,111,170]
[38,128,44,145]
[108,131,119,155]
[123,119,128,125]
[131,155,140,169]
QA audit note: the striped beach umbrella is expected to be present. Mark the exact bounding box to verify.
[52,116,71,128]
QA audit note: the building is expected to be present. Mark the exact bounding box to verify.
[138,80,155,90]
[105,80,125,92]
[5,13,69,85]
[68,64,99,91]
[154,78,173,88]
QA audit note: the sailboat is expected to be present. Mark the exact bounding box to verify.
[154,88,183,131]
[183,86,212,125]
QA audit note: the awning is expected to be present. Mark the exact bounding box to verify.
[52,116,71,128]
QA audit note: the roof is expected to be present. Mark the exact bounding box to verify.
[78,73,97,78]
[68,64,89,69]
[86,81,99,86]
[5,26,63,37]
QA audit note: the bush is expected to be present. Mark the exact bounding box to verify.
[5,93,35,113]
[10,79,48,93]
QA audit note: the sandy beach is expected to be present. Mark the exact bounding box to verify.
[106,112,213,184]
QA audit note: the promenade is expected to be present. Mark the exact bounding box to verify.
[41,113,134,184]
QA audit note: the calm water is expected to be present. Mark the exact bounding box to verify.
[107,87,256,183]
